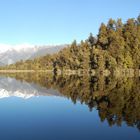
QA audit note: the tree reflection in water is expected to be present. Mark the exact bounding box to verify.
[1,73,140,131]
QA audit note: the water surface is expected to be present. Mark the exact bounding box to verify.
[0,73,139,140]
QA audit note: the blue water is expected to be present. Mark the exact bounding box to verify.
[0,75,139,140]
[0,96,139,140]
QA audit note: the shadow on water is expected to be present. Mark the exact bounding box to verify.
[0,72,140,131]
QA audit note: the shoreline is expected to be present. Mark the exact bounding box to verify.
[0,70,53,73]
[0,69,139,77]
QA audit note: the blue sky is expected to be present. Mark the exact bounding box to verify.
[0,0,139,45]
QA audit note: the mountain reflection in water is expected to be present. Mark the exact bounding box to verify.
[0,72,140,132]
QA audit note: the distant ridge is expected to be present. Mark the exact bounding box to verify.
[0,45,67,66]
[30,45,67,59]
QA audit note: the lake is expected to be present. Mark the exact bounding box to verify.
[0,73,139,140]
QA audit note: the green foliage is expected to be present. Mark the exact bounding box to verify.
[1,15,140,71]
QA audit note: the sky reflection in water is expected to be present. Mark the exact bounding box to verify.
[0,74,139,140]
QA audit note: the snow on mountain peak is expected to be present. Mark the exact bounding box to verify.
[0,43,35,53]
[0,44,66,66]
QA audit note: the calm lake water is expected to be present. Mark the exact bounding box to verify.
[0,73,140,140]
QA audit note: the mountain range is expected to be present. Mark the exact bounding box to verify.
[0,44,67,66]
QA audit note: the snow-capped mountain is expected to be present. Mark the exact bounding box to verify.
[0,44,66,66]
[0,76,61,99]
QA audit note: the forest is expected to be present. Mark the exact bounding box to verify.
[1,15,140,74]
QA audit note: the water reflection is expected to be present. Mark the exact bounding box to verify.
[0,76,61,99]
[0,73,140,131]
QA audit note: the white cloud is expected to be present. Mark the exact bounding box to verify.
[0,43,35,53]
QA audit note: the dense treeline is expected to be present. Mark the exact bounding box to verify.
[1,15,140,72]
[1,72,140,130]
